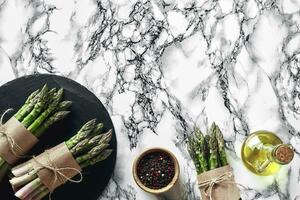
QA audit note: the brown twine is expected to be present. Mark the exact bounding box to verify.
[0,109,23,158]
[198,171,246,200]
[32,150,83,200]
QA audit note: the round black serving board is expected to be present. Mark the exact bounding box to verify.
[0,74,117,200]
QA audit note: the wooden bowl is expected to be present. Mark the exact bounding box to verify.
[132,147,180,194]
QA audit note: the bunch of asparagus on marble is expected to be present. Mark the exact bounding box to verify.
[10,119,113,200]
[0,85,71,181]
[188,122,228,174]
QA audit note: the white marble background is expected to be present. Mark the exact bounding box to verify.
[0,0,300,199]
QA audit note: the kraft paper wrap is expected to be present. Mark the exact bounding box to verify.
[32,142,82,192]
[197,165,241,200]
[0,117,38,165]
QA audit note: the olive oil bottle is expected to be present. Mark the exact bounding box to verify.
[241,130,294,176]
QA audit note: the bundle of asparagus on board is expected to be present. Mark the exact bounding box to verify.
[10,119,113,200]
[0,84,71,181]
[188,122,228,174]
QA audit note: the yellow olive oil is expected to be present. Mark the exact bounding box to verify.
[241,131,294,176]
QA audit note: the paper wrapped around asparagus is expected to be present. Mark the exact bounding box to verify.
[0,117,38,164]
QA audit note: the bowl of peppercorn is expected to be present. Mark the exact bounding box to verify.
[132,147,180,194]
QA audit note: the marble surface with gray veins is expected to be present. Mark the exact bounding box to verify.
[0,0,300,199]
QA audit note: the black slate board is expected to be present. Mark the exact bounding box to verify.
[0,74,117,200]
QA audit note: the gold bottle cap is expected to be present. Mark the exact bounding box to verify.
[273,144,294,164]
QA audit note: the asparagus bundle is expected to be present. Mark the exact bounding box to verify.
[188,122,228,174]
[0,85,71,181]
[10,119,113,200]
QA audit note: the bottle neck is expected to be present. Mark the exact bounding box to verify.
[271,144,294,165]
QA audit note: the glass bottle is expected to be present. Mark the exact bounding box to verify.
[241,130,294,176]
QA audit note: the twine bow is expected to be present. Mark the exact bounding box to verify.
[0,109,23,158]
[33,150,83,200]
[198,171,246,200]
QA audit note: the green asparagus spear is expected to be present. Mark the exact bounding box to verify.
[98,130,112,144]
[188,136,202,173]
[26,90,40,104]
[14,89,40,121]
[48,88,57,94]
[65,119,97,149]
[91,123,104,136]
[204,134,211,166]
[188,128,208,174]
[45,88,57,104]
[27,89,64,133]
[34,111,70,137]
[195,128,209,173]
[208,124,220,170]
[214,122,228,166]
[71,134,103,155]
[77,129,111,153]
[75,143,110,164]
[87,134,104,146]
[80,149,112,168]
[70,138,89,155]
[57,101,72,111]
[205,134,210,147]
[42,88,57,110]
[21,85,49,127]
